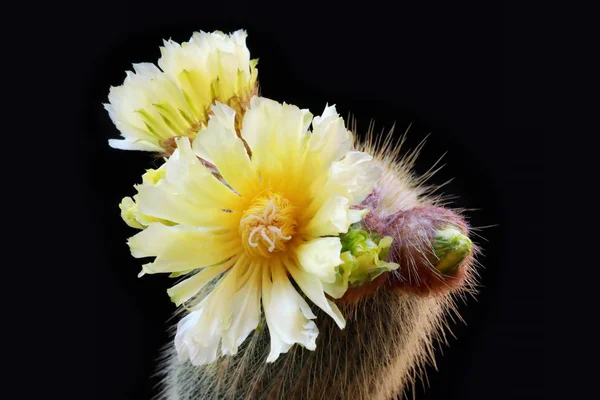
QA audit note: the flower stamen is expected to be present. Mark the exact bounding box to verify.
[240,192,297,257]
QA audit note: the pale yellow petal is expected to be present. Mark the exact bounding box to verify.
[302,195,350,237]
[302,151,381,224]
[221,261,262,356]
[159,40,212,119]
[128,224,240,274]
[286,260,346,329]
[303,104,352,174]
[242,97,312,186]
[192,103,259,196]
[328,151,382,204]
[349,208,370,224]
[295,237,343,283]
[136,137,242,226]
[108,137,163,152]
[262,259,318,363]
[166,137,241,208]
[158,30,255,121]
[106,63,197,151]
[167,258,235,306]
[174,258,261,365]
[119,197,144,229]
[137,183,237,227]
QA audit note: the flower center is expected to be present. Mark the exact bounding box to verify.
[239,192,297,257]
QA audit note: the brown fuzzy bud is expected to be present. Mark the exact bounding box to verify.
[362,205,473,296]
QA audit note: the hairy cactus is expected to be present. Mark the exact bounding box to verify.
[103,28,480,400]
[156,126,479,400]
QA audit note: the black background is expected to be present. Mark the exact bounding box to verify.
[44,1,544,399]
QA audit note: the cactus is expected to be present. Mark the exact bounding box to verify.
[104,29,480,400]
[155,126,478,400]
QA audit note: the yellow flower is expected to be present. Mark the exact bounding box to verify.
[105,30,258,153]
[127,97,381,365]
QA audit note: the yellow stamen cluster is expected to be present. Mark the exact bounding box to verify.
[239,192,297,257]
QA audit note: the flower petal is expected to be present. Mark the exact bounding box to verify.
[301,151,380,228]
[165,136,241,208]
[192,103,259,196]
[303,195,351,237]
[106,63,197,150]
[137,183,237,227]
[175,303,223,365]
[119,196,144,229]
[286,260,346,329]
[174,258,261,365]
[221,261,262,356]
[167,258,235,306]
[159,30,255,119]
[328,151,382,204]
[303,104,353,174]
[136,137,242,226]
[108,138,163,152]
[128,224,240,274]
[175,308,205,362]
[262,259,318,363]
[242,97,313,186]
[349,208,369,224]
[295,237,343,284]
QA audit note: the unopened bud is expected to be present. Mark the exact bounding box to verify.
[432,227,472,274]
